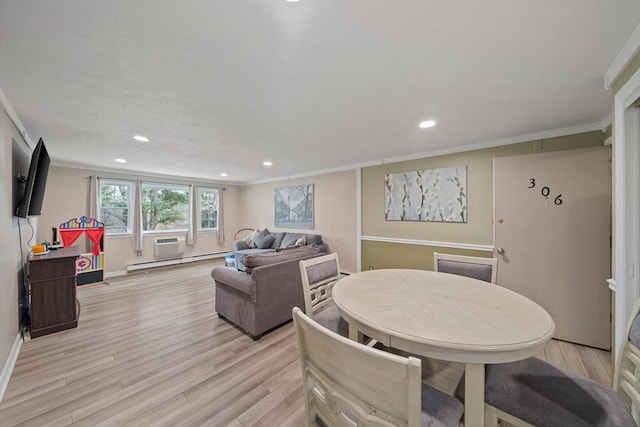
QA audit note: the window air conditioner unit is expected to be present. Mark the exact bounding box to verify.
[153,237,186,258]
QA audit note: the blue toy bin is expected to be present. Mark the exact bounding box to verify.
[225,253,235,267]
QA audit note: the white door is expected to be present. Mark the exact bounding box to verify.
[493,147,611,349]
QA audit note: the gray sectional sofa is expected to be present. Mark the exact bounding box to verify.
[212,244,327,339]
[233,228,324,270]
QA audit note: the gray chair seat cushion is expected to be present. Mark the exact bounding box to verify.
[484,357,635,426]
[314,303,349,338]
[436,259,493,283]
[422,384,464,427]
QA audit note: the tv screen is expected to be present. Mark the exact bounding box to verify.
[15,138,50,218]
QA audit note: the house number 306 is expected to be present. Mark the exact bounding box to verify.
[528,178,563,205]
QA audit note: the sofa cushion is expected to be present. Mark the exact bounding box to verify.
[253,228,275,249]
[244,245,321,268]
[280,233,323,247]
[270,232,286,249]
[235,248,276,270]
[306,234,323,245]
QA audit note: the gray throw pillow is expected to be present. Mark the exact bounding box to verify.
[252,228,274,249]
[281,233,304,248]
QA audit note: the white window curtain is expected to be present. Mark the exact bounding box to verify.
[217,187,225,243]
[133,180,143,254]
[88,176,100,253]
[89,176,99,220]
[187,184,196,246]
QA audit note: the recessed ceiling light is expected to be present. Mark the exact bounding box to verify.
[263,161,273,167]
[115,158,127,163]
[286,0,300,2]
[133,135,150,142]
[419,120,436,129]
[220,173,228,177]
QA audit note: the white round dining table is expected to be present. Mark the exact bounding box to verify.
[332,269,556,427]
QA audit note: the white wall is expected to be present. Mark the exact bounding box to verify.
[39,166,243,275]
[239,170,358,273]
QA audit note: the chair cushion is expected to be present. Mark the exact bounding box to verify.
[421,384,464,427]
[484,357,635,426]
[437,259,492,283]
[314,303,349,338]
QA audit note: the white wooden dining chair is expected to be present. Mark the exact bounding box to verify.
[299,253,349,338]
[470,298,640,426]
[433,252,498,284]
[292,307,464,427]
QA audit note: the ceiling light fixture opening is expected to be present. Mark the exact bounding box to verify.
[263,161,273,167]
[115,158,127,163]
[419,120,436,129]
[220,173,228,177]
[133,135,150,142]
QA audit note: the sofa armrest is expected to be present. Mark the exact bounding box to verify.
[211,266,255,298]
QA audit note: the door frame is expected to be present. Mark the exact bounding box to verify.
[613,68,640,357]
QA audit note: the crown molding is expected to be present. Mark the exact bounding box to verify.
[605,22,640,90]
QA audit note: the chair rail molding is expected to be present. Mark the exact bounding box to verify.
[360,236,494,252]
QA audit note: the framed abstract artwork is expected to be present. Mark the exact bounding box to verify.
[385,166,467,222]
[274,184,314,229]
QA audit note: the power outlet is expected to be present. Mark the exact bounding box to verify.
[368,265,374,270]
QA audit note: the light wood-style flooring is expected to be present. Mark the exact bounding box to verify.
[0,261,613,426]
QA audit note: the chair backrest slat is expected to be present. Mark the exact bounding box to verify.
[293,307,422,426]
[300,253,341,318]
[613,299,640,423]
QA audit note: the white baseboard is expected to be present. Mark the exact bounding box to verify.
[0,333,22,403]
[105,270,127,278]
[126,252,227,272]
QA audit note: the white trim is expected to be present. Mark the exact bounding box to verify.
[0,88,35,149]
[605,22,640,90]
[126,252,226,272]
[613,67,640,357]
[105,270,127,278]
[246,121,607,186]
[0,333,22,403]
[356,168,362,272]
[360,236,494,252]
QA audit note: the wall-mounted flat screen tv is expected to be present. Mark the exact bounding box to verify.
[15,138,50,218]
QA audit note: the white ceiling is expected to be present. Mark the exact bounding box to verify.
[1,1,639,184]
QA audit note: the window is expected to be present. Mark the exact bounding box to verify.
[141,182,190,232]
[199,187,219,230]
[99,179,133,235]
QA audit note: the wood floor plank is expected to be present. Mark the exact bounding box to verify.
[0,260,614,426]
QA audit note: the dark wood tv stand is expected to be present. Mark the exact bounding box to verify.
[28,246,80,338]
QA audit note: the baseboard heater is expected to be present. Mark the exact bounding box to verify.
[127,252,227,272]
